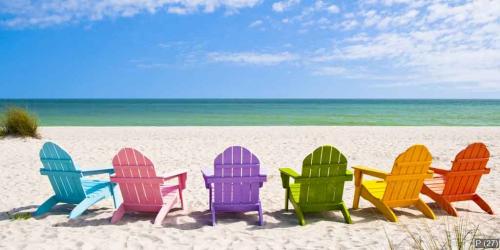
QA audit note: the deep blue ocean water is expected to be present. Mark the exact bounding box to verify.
[0,99,499,126]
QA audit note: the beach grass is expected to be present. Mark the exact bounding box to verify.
[7,212,32,221]
[386,218,480,250]
[0,107,39,138]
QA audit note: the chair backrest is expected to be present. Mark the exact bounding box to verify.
[296,145,349,204]
[39,142,86,203]
[443,143,490,196]
[382,145,432,202]
[212,146,264,205]
[112,148,163,207]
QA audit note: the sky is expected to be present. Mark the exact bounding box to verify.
[0,0,499,98]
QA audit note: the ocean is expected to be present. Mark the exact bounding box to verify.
[0,99,499,126]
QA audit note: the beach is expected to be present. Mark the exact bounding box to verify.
[0,126,498,249]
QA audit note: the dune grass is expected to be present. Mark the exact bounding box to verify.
[6,211,32,221]
[0,107,39,138]
[386,218,480,250]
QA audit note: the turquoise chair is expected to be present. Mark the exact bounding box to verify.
[34,142,120,219]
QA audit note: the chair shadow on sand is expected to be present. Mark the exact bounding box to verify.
[3,202,483,229]
[2,205,357,229]
[0,203,112,225]
[349,202,459,223]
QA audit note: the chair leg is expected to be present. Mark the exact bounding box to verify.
[353,187,361,209]
[209,187,212,211]
[422,186,458,217]
[69,194,105,219]
[436,197,458,216]
[290,200,306,226]
[339,201,352,224]
[211,205,216,226]
[353,170,362,209]
[110,204,126,224]
[111,184,122,209]
[371,199,398,222]
[154,196,178,226]
[473,194,494,215]
[178,189,185,210]
[285,191,289,211]
[258,203,264,226]
[33,195,59,217]
[415,199,436,220]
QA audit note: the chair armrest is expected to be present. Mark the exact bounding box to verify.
[161,171,187,190]
[279,168,300,189]
[352,165,388,179]
[162,170,187,180]
[201,168,213,189]
[81,167,114,176]
[201,168,213,177]
[279,168,300,178]
[345,170,353,181]
[260,168,267,176]
[429,167,449,175]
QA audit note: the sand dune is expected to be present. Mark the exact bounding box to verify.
[0,126,498,249]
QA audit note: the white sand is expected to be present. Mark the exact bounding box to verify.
[0,127,498,249]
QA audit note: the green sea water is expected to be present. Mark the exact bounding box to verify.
[0,99,499,126]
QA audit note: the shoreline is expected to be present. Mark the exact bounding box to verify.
[26,125,500,129]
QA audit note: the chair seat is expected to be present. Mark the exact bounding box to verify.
[82,179,111,196]
[160,184,179,205]
[423,175,445,195]
[160,184,179,196]
[362,180,387,199]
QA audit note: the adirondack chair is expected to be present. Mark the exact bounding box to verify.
[34,142,119,219]
[279,145,353,225]
[421,143,494,216]
[202,146,267,226]
[352,145,436,222]
[110,148,187,225]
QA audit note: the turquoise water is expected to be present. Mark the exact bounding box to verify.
[0,99,499,126]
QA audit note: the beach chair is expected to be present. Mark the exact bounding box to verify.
[421,143,494,216]
[352,145,435,222]
[110,148,187,225]
[34,142,119,219]
[279,145,353,225]
[202,146,267,226]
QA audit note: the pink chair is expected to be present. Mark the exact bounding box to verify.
[110,148,187,225]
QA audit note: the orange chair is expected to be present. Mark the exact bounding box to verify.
[353,145,436,222]
[421,143,494,216]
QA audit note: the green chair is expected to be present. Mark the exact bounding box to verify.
[280,145,353,225]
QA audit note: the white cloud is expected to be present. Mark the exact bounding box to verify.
[167,6,189,15]
[0,0,262,27]
[308,0,500,90]
[326,4,340,14]
[272,0,300,12]
[313,66,347,76]
[312,1,340,13]
[249,19,263,28]
[207,52,298,65]
[426,0,500,25]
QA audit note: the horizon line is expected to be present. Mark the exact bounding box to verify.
[1,98,500,101]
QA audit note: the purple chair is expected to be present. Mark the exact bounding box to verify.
[202,146,267,226]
